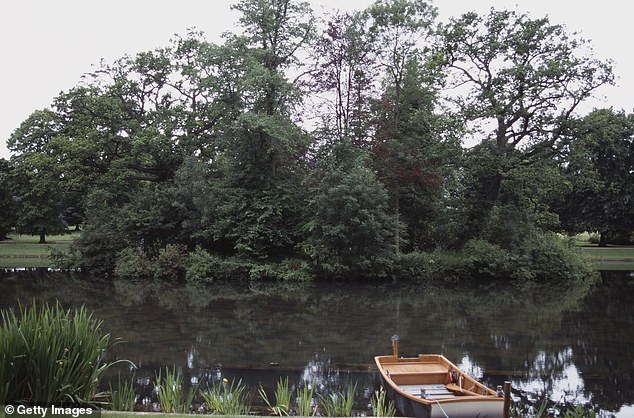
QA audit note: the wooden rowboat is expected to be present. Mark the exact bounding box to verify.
[375,337,506,418]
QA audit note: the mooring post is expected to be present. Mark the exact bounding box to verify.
[503,381,512,418]
[391,335,399,359]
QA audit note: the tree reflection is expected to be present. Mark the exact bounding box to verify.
[0,270,632,415]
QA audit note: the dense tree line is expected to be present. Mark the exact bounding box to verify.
[1,0,631,282]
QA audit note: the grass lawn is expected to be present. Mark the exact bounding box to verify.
[0,232,78,268]
[581,246,634,271]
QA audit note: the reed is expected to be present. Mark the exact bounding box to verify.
[370,387,396,417]
[295,382,317,417]
[154,366,195,413]
[319,382,357,417]
[259,376,291,416]
[109,374,137,412]
[0,302,117,405]
[201,378,250,415]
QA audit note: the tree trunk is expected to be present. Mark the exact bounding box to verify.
[39,231,46,244]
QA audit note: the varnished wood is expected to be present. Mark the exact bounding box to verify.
[375,351,506,418]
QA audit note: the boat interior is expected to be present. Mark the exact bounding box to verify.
[377,354,498,400]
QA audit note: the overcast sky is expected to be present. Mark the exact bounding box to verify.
[2,0,633,159]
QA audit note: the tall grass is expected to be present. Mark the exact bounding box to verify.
[201,378,250,415]
[319,382,357,417]
[154,366,195,413]
[109,374,137,411]
[259,376,291,416]
[371,387,396,417]
[0,302,118,405]
[296,382,317,417]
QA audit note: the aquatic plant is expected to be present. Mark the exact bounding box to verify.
[154,366,195,413]
[0,302,119,405]
[296,381,317,417]
[259,376,291,416]
[109,374,137,411]
[319,382,357,417]
[201,378,250,415]
[371,387,396,417]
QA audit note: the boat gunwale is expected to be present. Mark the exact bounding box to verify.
[374,354,504,406]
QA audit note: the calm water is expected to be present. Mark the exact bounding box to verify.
[0,271,632,416]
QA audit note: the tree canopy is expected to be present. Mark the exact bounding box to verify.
[2,0,626,281]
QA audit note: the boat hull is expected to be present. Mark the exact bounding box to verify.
[375,354,504,418]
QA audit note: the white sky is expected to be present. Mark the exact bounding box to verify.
[1,0,633,159]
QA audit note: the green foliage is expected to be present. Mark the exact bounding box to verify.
[391,233,593,283]
[0,159,17,240]
[5,1,618,285]
[259,376,291,416]
[201,378,250,415]
[114,247,153,281]
[0,302,119,405]
[154,366,195,413]
[153,244,188,281]
[371,387,396,417]
[295,382,317,417]
[185,246,220,282]
[303,141,396,278]
[109,374,137,411]
[249,258,315,282]
[440,8,613,243]
[319,382,357,417]
[559,109,634,244]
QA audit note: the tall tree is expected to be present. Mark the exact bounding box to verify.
[303,140,395,277]
[559,109,634,244]
[310,11,377,144]
[366,0,437,131]
[372,58,462,251]
[8,110,68,242]
[438,9,614,242]
[0,159,17,240]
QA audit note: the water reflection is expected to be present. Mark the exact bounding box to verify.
[0,271,632,416]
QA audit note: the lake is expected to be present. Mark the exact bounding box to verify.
[0,270,632,416]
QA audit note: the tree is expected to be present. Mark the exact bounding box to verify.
[559,109,634,244]
[372,58,462,251]
[309,10,377,143]
[0,159,17,240]
[366,0,437,132]
[303,140,395,277]
[438,9,614,242]
[8,110,68,242]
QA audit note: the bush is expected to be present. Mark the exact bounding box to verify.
[463,239,515,280]
[518,233,594,282]
[185,248,258,282]
[114,247,153,280]
[249,258,315,282]
[0,302,119,405]
[391,233,593,284]
[185,247,221,283]
[153,244,187,281]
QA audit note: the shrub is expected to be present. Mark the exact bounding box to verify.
[518,233,594,282]
[463,239,515,280]
[153,244,187,281]
[0,302,119,405]
[249,259,315,282]
[185,247,221,283]
[114,247,153,280]
[391,251,432,281]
